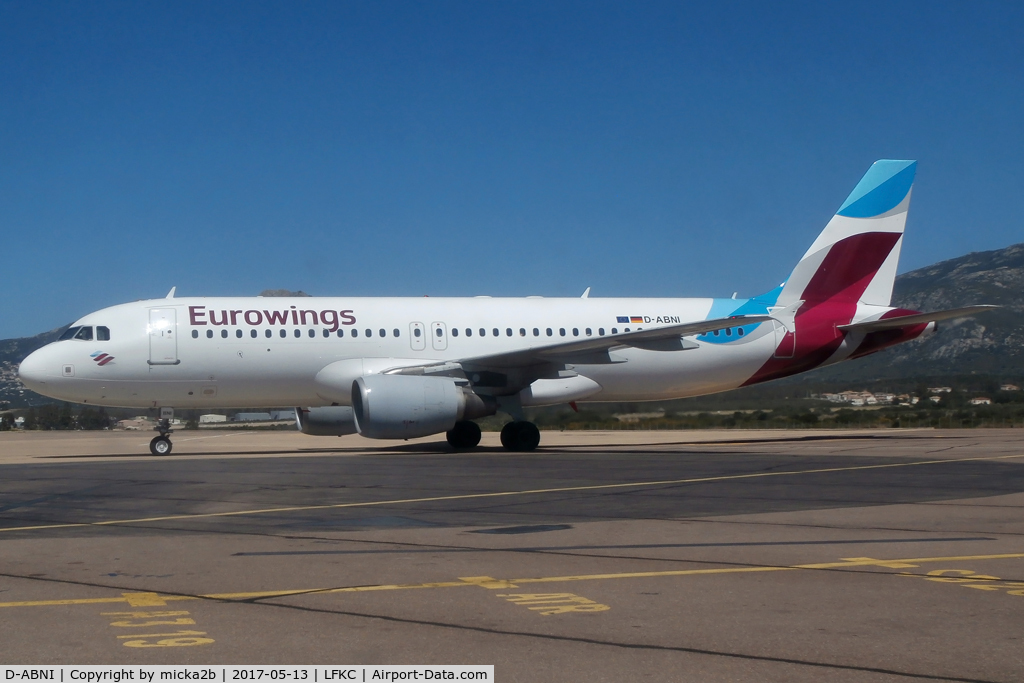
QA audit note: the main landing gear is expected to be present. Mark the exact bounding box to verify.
[150,417,173,456]
[446,420,540,451]
[446,420,482,449]
[500,421,540,452]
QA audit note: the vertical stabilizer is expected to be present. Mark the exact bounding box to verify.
[777,160,916,308]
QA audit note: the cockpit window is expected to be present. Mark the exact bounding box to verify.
[59,326,81,341]
[97,326,110,341]
[74,326,94,341]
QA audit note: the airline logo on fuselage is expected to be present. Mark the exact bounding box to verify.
[189,306,357,332]
[91,351,114,366]
[617,315,681,324]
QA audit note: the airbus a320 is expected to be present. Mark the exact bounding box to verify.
[19,160,994,455]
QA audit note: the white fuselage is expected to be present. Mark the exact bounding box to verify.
[19,295,786,409]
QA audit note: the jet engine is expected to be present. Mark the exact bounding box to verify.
[295,406,359,436]
[352,374,497,439]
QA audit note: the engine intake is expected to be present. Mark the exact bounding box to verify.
[352,374,497,440]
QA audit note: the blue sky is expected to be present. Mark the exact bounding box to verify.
[2,1,1022,338]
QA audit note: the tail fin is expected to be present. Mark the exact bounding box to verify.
[777,160,916,308]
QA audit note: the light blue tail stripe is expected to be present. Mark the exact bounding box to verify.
[837,160,916,218]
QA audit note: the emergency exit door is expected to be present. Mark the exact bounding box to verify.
[148,308,180,365]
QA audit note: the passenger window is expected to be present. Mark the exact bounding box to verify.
[366,329,372,338]
[192,330,199,338]
[266,329,272,338]
[506,328,512,337]
[435,328,442,337]
[479,328,486,337]
[492,328,499,337]
[611,328,618,334]
[323,329,330,338]
[337,329,344,338]
[251,330,258,338]
[308,329,315,338]
[236,329,243,338]
[74,327,94,341]
[466,328,472,337]
[598,328,604,336]
[414,328,421,338]
[585,328,591,336]
[546,328,553,336]
[533,328,540,336]
[520,328,526,336]
[452,328,459,337]
[738,328,745,336]
[207,330,213,338]
[572,328,579,337]
[393,329,400,337]
[713,329,720,336]
[293,329,300,338]
[221,330,228,338]
[97,326,111,341]
[379,329,385,338]
[59,326,82,341]
[624,328,630,332]
[352,329,359,338]
[725,328,732,336]
[279,329,286,338]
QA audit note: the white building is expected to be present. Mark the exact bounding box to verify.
[199,414,228,423]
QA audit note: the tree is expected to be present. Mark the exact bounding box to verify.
[77,406,111,430]
[58,403,74,429]
[36,405,59,430]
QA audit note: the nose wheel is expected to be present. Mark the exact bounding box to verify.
[150,417,173,455]
[150,436,172,456]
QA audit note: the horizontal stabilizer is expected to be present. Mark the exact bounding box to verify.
[838,305,998,333]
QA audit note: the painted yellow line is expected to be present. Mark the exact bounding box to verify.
[502,553,1024,586]
[2,453,1023,534]
[3,553,1024,609]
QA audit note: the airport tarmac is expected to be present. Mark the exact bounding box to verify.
[1,428,1023,682]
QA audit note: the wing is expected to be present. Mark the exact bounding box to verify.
[385,314,773,383]
[838,305,998,333]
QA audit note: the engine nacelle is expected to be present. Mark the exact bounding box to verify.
[352,374,497,440]
[295,406,358,436]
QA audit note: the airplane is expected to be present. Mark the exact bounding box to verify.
[18,160,995,456]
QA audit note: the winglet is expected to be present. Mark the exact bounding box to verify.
[581,287,591,299]
[166,287,176,299]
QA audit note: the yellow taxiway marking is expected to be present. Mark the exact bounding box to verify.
[2,452,1023,534]
[2,552,1023,609]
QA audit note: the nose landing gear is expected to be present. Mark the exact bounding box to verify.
[150,409,174,455]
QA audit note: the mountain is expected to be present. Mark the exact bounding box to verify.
[0,325,69,407]
[801,242,1024,382]
[2,250,1022,408]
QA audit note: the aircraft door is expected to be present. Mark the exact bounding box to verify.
[431,322,448,351]
[409,322,426,351]
[148,308,180,365]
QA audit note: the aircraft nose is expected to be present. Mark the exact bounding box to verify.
[18,347,56,392]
